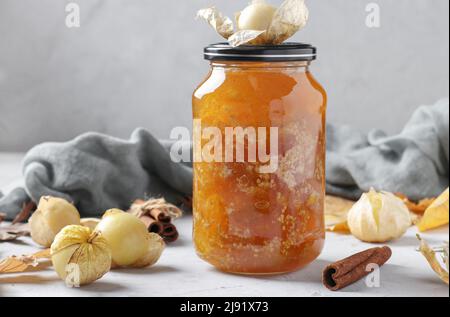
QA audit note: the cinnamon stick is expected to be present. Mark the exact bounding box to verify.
[128,198,181,243]
[162,223,179,243]
[139,215,164,235]
[323,246,392,291]
[149,208,171,223]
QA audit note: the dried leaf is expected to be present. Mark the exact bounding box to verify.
[12,201,36,225]
[0,223,30,242]
[0,249,51,274]
[0,231,28,242]
[196,7,234,39]
[325,196,355,234]
[396,193,435,215]
[327,222,351,234]
[417,235,449,285]
[418,188,449,232]
[33,249,51,259]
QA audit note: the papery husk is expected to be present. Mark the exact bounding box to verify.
[417,235,449,285]
[325,194,419,235]
[197,0,309,47]
[418,188,449,232]
[347,190,412,243]
[0,249,51,274]
[196,7,234,39]
[266,0,309,44]
[325,196,354,234]
[396,193,436,215]
[0,223,30,242]
[51,225,111,286]
[228,30,266,47]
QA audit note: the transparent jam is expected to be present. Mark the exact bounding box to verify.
[193,61,327,274]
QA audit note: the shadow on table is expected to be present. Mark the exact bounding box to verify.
[206,259,332,285]
[168,237,189,248]
[117,265,180,275]
[79,281,128,293]
[0,274,59,284]
[207,259,449,296]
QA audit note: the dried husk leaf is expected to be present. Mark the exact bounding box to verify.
[418,188,449,232]
[51,225,91,253]
[327,222,351,234]
[0,231,28,242]
[417,235,449,285]
[0,223,30,242]
[197,0,309,47]
[325,196,354,234]
[266,0,309,44]
[324,194,419,235]
[197,7,234,39]
[0,249,51,274]
[229,30,266,47]
[396,193,436,215]
[51,225,111,286]
[67,239,111,285]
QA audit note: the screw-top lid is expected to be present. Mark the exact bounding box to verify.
[204,42,317,62]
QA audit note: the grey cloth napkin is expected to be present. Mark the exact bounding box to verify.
[0,99,448,220]
[326,98,449,200]
[0,130,193,220]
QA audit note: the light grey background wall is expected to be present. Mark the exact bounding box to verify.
[0,0,449,152]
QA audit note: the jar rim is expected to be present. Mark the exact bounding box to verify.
[204,42,317,62]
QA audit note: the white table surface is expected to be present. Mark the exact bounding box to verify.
[0,153,449,297]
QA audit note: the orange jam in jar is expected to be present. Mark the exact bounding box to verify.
[192,43,327,274]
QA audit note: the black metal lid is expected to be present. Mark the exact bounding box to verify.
[204,42,317,62]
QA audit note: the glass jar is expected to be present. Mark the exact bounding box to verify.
[192,43,327,275]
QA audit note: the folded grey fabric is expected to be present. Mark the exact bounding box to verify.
[0,99,448,220]
[0,129,193,220]
[326,98,449,200]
